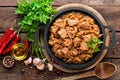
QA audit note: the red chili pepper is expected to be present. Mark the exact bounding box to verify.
[0,28,13,48]
[2,35,20,54]
[24,39,29,49]
[0,31,16,54]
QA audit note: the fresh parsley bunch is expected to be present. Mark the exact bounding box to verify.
[16,0,57,42]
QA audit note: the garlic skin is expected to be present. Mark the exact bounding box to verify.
[33,58,41,66]
[36,62,45,70]
[24,57,32,65]
[47,63,53,71]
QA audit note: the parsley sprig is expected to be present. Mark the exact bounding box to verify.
[16,0,57,42]
[87,38,103,53]
[15,0,57,58]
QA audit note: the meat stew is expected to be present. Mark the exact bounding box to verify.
[48,12,103,64]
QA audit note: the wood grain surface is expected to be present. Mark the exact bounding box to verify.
[1,0,120,6]
[0,0,120,80]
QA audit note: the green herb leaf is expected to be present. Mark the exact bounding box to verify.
[16,0,57,42]
[87,38,103,54]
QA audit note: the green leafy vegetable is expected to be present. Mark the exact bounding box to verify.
[15,0,57,58]
[87,38,103,53]
[16,0,57,42]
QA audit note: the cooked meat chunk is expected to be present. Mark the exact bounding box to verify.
[67,19,79,26]
[91,24,100,35]
[77,21,85,29]
[55,49,63,59]
[80,54,91,60]
[64,51,72,58]
[82,23,90,30]
[52,44,62,52]
[71,48,78,56]
[80,41,88,51]
[78,22,90,30]
[73,37,81,47]
[76,30,84,37]
[74,27,78,33]
[48,37,62,46]
[83,35,91,42]
[73,57,82,64]
[58,28,67,39]
[66,57,73,63]
[62,19,67,28]
[50,26,58,34]
[54,18,66,28]
[55,18,62,23]
[63,48,78,59]
[63,39,72,48]
[48,37,57,46]
[65,26,74,31]
[61,47,69,55]
[76,13,83,20]
[67,31,76,38]
[90,34,98,38]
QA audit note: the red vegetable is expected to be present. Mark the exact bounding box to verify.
[0,28,13,48]
[24,39,29,49]
[0,31,16,54]
[2,35,20,54]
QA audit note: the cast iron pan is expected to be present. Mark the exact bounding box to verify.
[34,7,116,69]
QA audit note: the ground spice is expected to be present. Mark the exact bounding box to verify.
[2,56,14,68]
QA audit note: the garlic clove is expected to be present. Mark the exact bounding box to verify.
[33,57,41,66]
[24,57,32,65]
[36,62,45,70]
[47,63,53,71]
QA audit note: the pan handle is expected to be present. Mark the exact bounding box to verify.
[103,26,116,49]
[34,25,46,49]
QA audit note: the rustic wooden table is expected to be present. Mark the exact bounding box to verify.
[0,0,120,80]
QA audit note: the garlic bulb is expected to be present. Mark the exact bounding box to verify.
[24,57,32,65]
[36,62,45,70]
[33,58,41,66]
[47,63,53,71]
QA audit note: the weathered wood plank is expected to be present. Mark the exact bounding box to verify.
[93,6,120,31]
[0,59,119,80]
[1,0,120,6]
[0,7,21,32]
[54,0,120,6]
[0,6,120,32]
[0,0,17,6]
